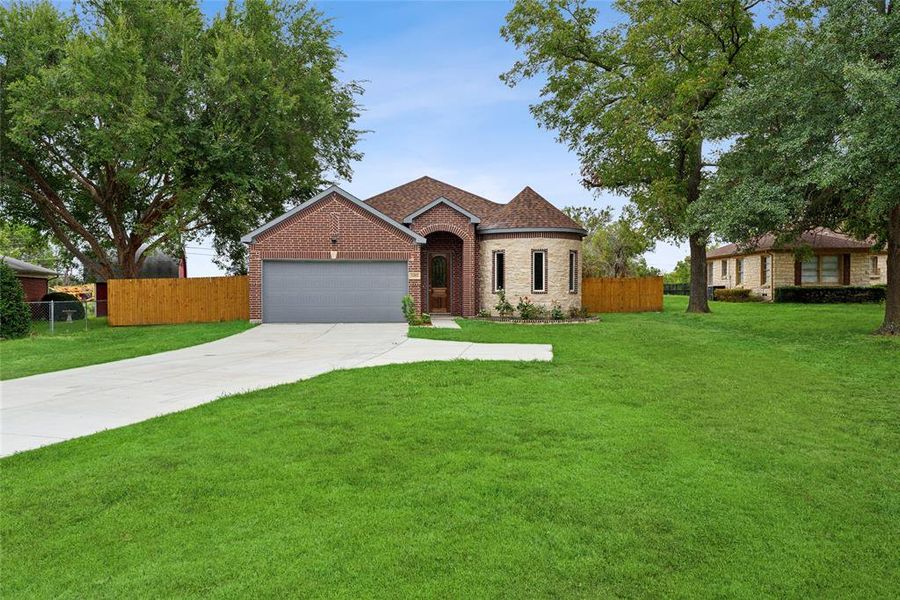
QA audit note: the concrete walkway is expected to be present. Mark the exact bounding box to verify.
[1,323,550,456]
[429,314,462,329]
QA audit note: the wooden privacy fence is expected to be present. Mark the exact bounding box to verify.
[108,276,249,326]
[582,276,663,313]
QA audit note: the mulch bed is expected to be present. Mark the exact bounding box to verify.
[469,316,600,325]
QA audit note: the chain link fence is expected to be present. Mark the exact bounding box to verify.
[26,300,108,334]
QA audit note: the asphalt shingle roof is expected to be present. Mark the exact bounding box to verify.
[1,256,58,278]
[478,186,584,231]
[364,176,584,234]
[707,228,878,258]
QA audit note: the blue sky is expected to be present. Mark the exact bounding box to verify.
[62,0,688,275]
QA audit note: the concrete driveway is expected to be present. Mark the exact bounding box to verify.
[1,323,551,456]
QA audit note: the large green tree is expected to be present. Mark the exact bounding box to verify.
[566,206,657,278]
[703,0,899,334]
[665,257,692,284]
[501,0,767,312]
[0,0,361,278]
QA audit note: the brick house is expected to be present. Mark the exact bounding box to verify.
[1,256,58,302]
[242,176,587,323]
[706,228,888,301]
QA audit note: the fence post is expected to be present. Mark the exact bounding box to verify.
[49,300,55,334]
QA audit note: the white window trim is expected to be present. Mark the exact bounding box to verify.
[492,250,505,292]
[568,250,578,293]
[531,249,547,293]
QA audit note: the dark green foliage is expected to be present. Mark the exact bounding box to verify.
[515,296,546,320]
[702,0,899,332]
[0,261,31,339]
[564,206,656,278]
[502,0,769,311]
[401,295,430,326]
[664,283,691,296]
[664,257,691,284]
[39,291,85,320]
[1,0,362,277]
[401,295,416,325]
[493,289,514,317]
[774,286,886,304]
[713,288,758,302]
[568,305,590,319]
[550,302,565,320]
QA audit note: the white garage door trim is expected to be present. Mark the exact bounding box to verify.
[262,260,408,323]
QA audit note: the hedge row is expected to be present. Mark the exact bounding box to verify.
[1,262,31,339]
[713,288,759,302]
[774,285,886,304]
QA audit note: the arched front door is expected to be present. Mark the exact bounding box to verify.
[429,254,449,313]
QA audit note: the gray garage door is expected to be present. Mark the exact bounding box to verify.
[262,260,408,323]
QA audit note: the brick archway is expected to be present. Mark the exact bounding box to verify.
[409,207,478,316]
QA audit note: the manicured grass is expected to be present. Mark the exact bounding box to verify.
[0,319,254,380]
[2,298,898,597]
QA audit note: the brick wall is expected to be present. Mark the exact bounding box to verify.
[408,203,477,316]
[248,192,421,322]
[18,276,49,302]
[421,232,464,315]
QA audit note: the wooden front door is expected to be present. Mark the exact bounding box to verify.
[429,254,449,313]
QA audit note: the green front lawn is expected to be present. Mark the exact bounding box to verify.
[0,319,254,380]
[3,298,898,597]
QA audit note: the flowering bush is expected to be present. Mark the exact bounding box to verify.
[494,289,514,317]
[550,302,565,320]
[516,296,546,320]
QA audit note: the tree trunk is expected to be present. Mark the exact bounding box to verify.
[687,232,710,313]
[876,204,900,335]
[684,135,709,313]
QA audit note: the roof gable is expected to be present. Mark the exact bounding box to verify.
[365,176,501,222]
[241,185,426,244]
[403,197,480,224]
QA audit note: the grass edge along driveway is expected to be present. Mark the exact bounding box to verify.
[2,297,898,597]
[0,319,254,380]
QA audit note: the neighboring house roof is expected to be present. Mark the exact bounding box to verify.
[1,256,58,279]
[708,228,880,259]
[477,186,586,234]
[241,184,426,244]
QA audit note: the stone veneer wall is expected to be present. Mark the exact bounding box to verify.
[708,251,888,301]
[478,234,582,314]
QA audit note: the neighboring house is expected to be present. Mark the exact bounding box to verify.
[706,228,888,300]
[242,176,587,323]
[1,256,58,302]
